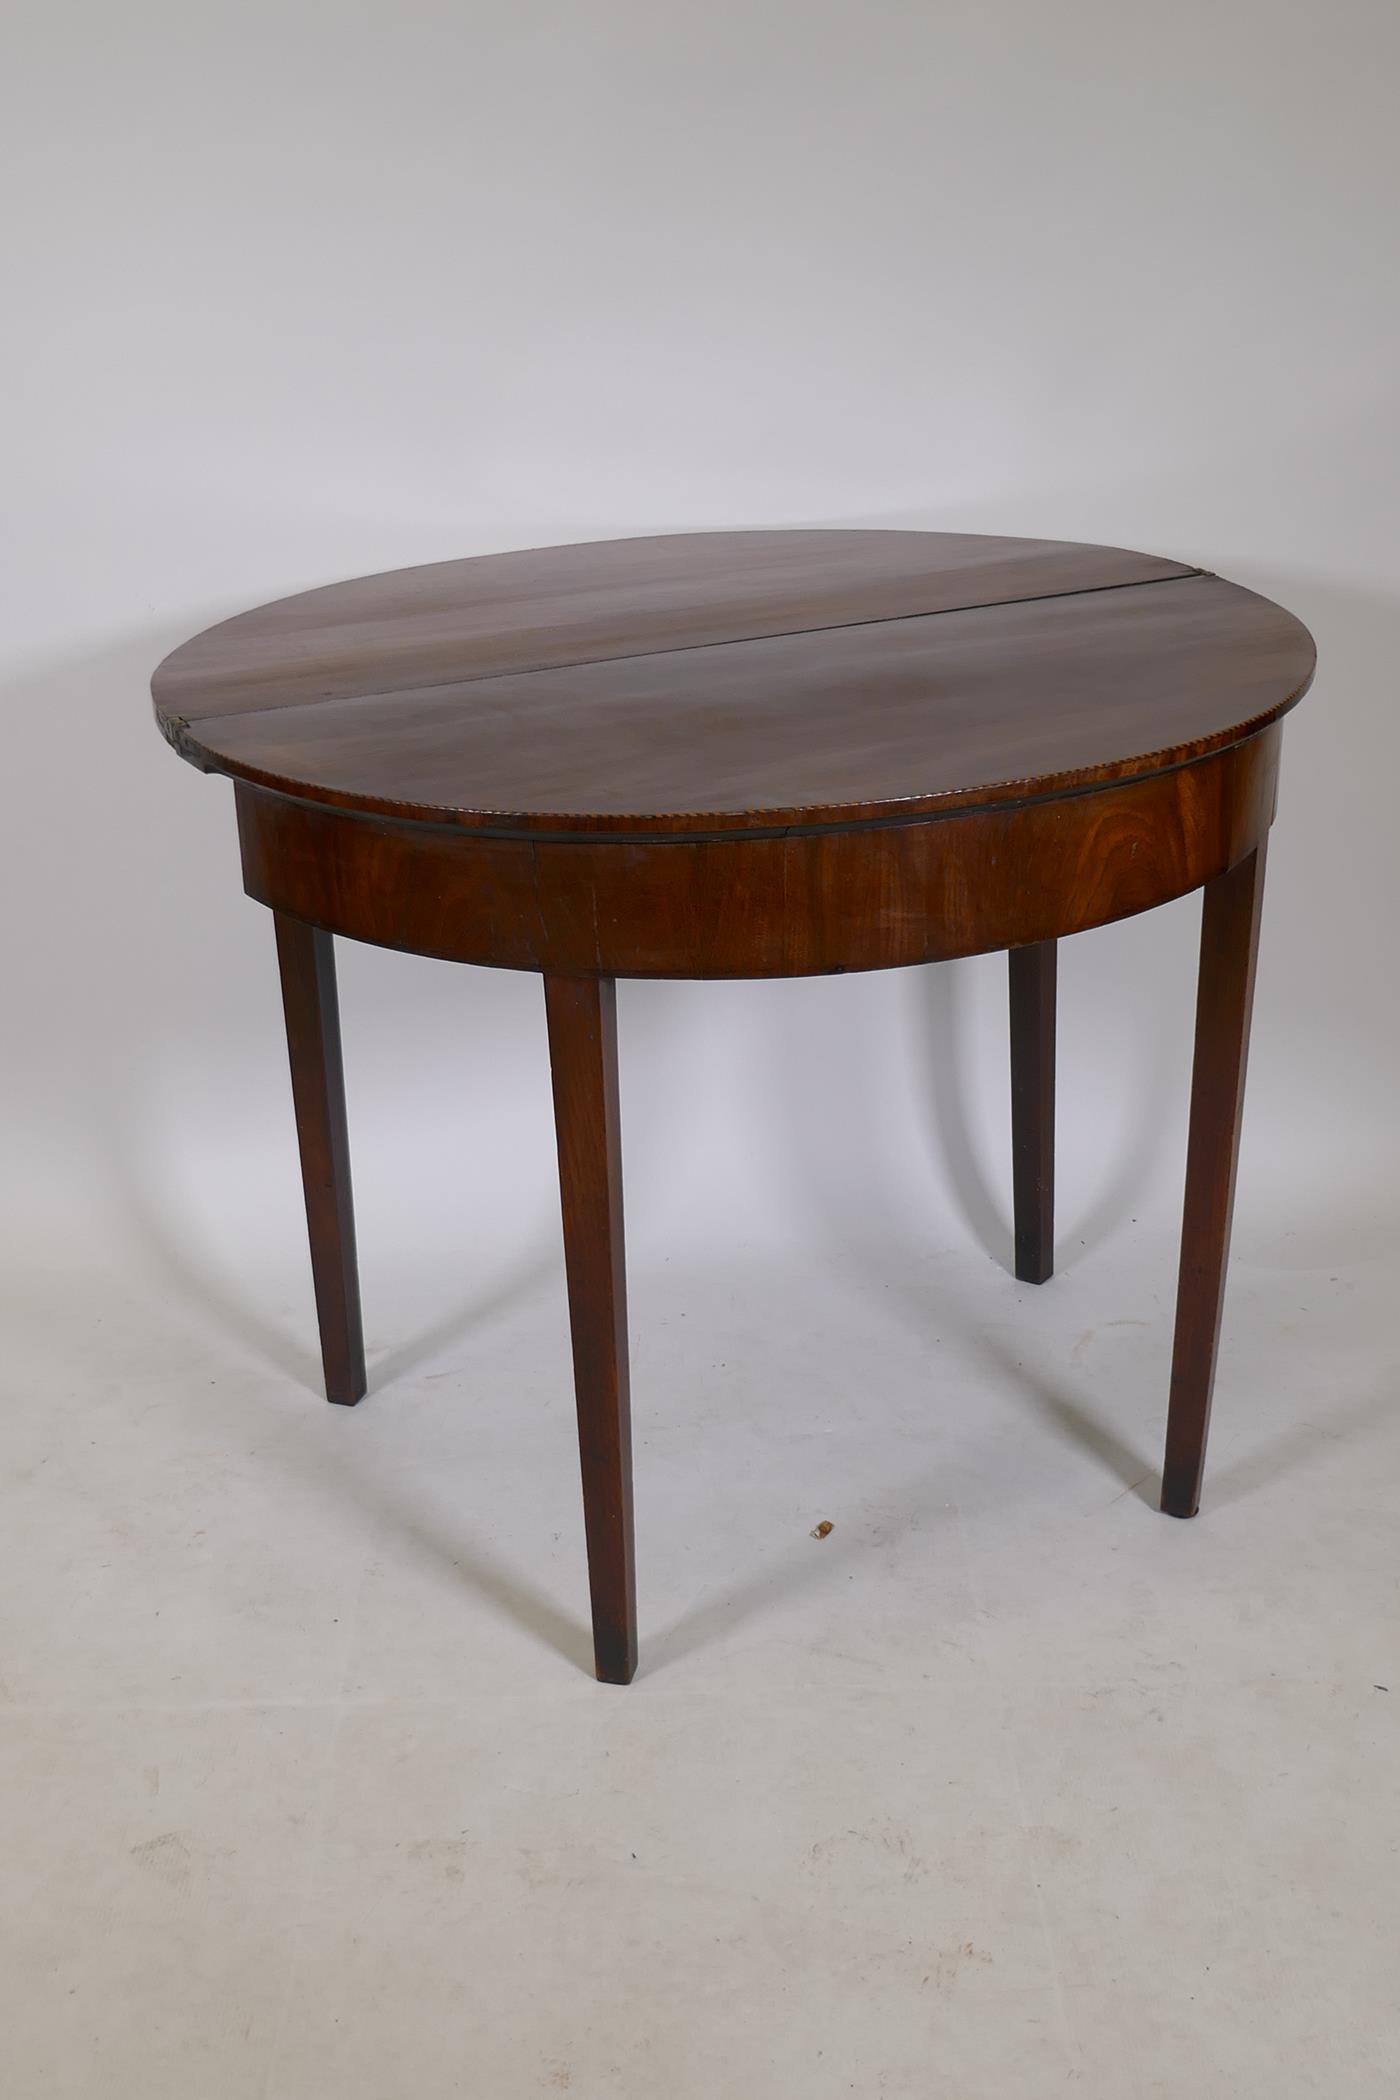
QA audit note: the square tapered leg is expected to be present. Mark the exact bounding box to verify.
[273,912,366,1406]
[1161,846,1268,1517]
[544,973,637,1684]
[1009,940,1056,1286]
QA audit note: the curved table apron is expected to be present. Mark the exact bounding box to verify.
[153,529,1316,1684]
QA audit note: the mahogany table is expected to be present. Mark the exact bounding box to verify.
[153,530,1315,1682]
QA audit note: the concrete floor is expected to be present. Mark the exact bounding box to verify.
[2,1215,1396,2097]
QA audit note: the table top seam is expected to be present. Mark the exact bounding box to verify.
[158,565,1207,727]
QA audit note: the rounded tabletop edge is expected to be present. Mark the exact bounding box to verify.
[167,697,1312,847]
[152,538,1316,843]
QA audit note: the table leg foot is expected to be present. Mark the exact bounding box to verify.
[1009,940,1056,1285]
[273,912,366,1406]
[544,974,638,1685]
[1160,845,1268,1518]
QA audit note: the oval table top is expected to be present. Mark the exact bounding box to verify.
[153,530,1315,842]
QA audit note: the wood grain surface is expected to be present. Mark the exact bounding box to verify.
[156,529,1193,717]
[233,724,1281,979]
[155,531,1313,838]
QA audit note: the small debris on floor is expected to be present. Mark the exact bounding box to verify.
[811,1520,834,1540]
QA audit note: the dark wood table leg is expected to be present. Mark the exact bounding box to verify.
[273,912,366,1406]
[544,974,637,1684]
[1161,845,1268,1517]
[1009,940,1056,1285]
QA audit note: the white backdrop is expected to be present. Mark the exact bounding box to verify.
[2,0,1397,1354]
[7,11,1400,2093]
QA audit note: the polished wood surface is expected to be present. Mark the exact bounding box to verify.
[233,725,1281,979]
[156,528,1193,719]
[156,537,1312,838]
[153,529,1315,1682]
